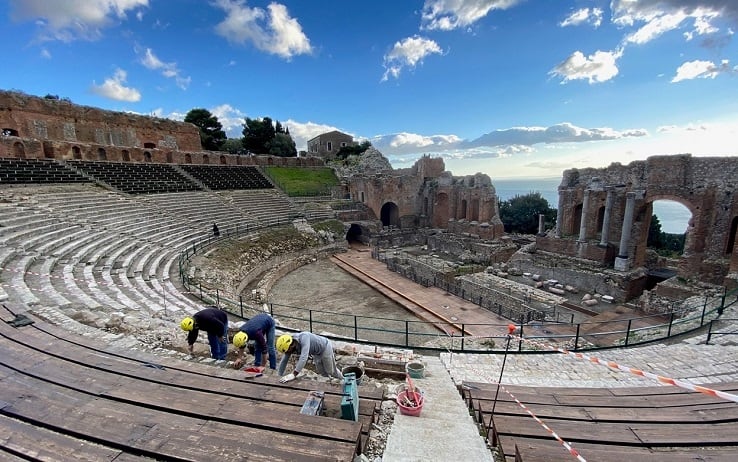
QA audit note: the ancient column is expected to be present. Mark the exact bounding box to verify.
[554,200,563,238]
[598,189,614,247]
[538,213,545,235]
[577,190,590,242]
[614,192,636,271]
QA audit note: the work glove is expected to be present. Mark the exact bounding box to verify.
[279,372,297,383]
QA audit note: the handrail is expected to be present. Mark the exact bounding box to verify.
[178,230,738,354]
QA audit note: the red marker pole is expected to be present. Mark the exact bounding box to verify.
[491,324,517,415]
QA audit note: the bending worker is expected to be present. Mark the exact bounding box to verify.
[277,332,343,383]
[180,306,228,360]
[232,313,277,370]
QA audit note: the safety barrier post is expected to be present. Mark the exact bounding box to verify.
[573,324,580,350]
[216,289,220,306]
[517,322,524,351]
[199,283,202,299]
[309,310,313,332]
[354,316,358,341]
[624,319,632,346]
[239,295,243,318]
[667,312,675,337]
[405,321,409,347]
[461,323,465,351]
[706,320,714,344]
[701,297,708,326]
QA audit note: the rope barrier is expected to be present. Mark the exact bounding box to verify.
[498,324,738,404]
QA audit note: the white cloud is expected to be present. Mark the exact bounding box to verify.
[139,47,191,89]
[550,49,622,84]
[213,0,311,59]
[420,0,523,31]
[9,0,148,42]
[560,8,603,28]
[466,123,647,147]
[612,0,730,45]
[209,104,246,136]
[90,68,141,102]
[40,48,51,59]
[671,59,732,81]
[372,132,462,154]
[381,35,443,81]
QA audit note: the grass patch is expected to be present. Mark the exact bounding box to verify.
[264,166,338,196]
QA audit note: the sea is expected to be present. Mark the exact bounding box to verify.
[492,177,691,235]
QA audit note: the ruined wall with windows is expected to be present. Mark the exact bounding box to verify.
[0,90,326,168]
[536,154,738,287]
[347,155,505,239]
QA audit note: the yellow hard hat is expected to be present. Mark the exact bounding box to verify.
[276,334,293,353]
[180,317,194,331]
[233,331,248,348]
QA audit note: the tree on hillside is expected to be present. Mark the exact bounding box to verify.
[269,132,297,157]
[336,140,372,160]
[221,138,244,155]
[242,117,276,154]
[498,192,556,234]
[185,108,226,151]
[242,116,297,156]
[647,214,685,255]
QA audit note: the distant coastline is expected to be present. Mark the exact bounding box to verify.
[492,177,690,235]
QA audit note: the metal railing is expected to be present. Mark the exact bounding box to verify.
[178,235,737,352]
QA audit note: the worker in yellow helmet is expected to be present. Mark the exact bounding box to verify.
[232,313,277,370]
[276,332,342,383]
[180,306,228,360]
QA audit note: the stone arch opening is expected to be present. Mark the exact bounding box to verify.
[380,202,400,228]
[144,151,152,162]
[572,203,583,236]
[144,142,156,149]
[203,154,210,164]
[2,128,19,137]
[122,150,130,162]
[13,142,25,158]
[220,155,227,165]
[97,147,107,161]
[596,206,605,235]
[185,153,192,164]
[346,223,364,243]
[166,152,173,163]
[433,193,449,228]
[470,198,480,222]
[72,146,82,159]
[460,199,467,219]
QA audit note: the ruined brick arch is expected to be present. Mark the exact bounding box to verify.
[13,141,25,158]
[72,146,82,159]
[166,152,173,163]
[571,203,582,236]
[184,153,192,164]
[433,193,449,227]
[470,198,480,221]
[459,199,467,219]
[220,155,227,165]
[202,154,210,164]
[122,150,130,162]
[380,202,400,228]
[97,147,107,161]
[144,151,152,162]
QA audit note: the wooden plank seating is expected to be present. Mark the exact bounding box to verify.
[462,381,738,461]
[0,304,382,461]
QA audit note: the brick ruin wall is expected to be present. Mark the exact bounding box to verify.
[0,90,326,168]
[348,157,505,239]
[537,154,738,287]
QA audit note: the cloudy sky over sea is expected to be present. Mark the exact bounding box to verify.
[2,0,737,180]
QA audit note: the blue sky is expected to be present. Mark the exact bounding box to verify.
[2,0,737,179]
